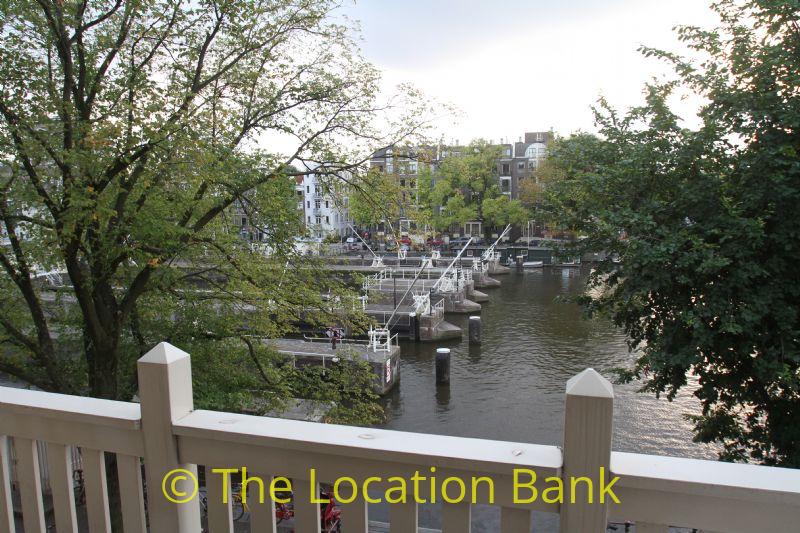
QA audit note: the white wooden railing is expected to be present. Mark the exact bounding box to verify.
[1,343,799,533]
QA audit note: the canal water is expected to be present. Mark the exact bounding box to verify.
[370,268,715,532]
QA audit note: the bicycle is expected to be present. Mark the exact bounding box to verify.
[271,487,340,532]
[73,468,86,506]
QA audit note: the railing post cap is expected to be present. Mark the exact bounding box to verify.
[566,368,614,398]
[138,342,190,365]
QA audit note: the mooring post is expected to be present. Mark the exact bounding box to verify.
[410,312,420,342]
[468,316,482,345]
[435,348,451,385]
[516,255,524,273]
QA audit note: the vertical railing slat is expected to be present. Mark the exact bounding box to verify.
[82,448,111,533]
[116,454,147,533]
[0,436,17,533]
[205,469,234,533]
[293,478,322,533]
[340,497,368,533]
[441,501,471,533]
[389,499,418,533]
[16,437,46,533]
[636,523,669,533]
[500,507,530,533]
[46,442,79,533]
[247,478,277,533]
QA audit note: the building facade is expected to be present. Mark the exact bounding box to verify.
[369,131,552,239]
[299,172,352,240]
[369,146,438,233]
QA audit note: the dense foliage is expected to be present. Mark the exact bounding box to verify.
[545,0,800,465]
[0,0,427,424]
[418,140,528,236]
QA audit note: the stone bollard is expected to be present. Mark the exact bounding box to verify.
[435,348,451,385]
[468,316,482,345]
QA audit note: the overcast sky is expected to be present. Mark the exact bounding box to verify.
[339,0,719,143]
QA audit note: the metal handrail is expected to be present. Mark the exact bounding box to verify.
[432,238,473,292]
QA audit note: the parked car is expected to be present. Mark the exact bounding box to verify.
[449,237,471,250]
[345,237,361,251]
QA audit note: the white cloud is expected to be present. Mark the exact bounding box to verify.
[347,0,718,140]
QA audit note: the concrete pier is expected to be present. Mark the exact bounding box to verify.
[364,303,462,342]
[365,278,482,315]
[473,272,501,289]
[487,262,511,275]
[263,338,400,394]
[468,288,490,303]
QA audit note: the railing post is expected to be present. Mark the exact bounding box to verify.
[560,368,614,533]
[137,342,202,533]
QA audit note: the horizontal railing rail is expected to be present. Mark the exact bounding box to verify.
[1,342,799,533]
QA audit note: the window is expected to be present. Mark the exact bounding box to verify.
[502,163,510,174]
[325,216,329,224]
[307,216,311,223]
[315,199,321,209]
[306,201,310,208]
[518,162,525,170]
[325,200,329,209]
[315,216,321,224]
[306,186,310,193]
[410,180,416,188]
[400,179,406,187]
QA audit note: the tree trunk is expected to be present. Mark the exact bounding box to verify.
[85,328,121,400]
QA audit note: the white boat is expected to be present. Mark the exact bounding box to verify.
[522,260,544,268]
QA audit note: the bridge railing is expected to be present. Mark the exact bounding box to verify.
[1,343,799,533]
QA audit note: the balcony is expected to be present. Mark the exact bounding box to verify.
[1,342,799,532]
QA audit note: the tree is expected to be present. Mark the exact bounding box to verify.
[0,0,427,413]
[483,195,528,228]
[420,139,528,237]
[348,167,403,227]
[544,0,800,466]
